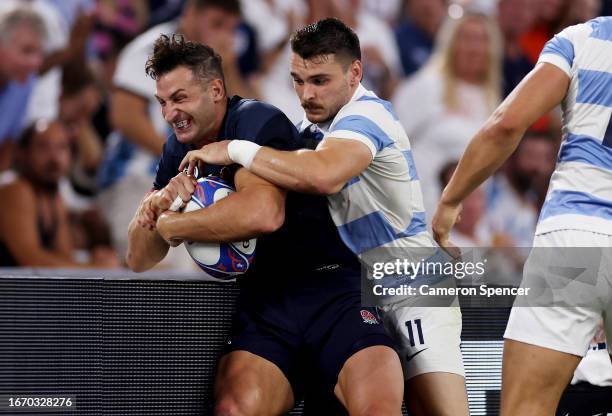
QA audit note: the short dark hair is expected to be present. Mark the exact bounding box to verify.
[17,120,62,150]
[17,122,38,150]
[145,34,225,86]
[290,18,361,65]
[61,59,96,97]
[189,0,240,15]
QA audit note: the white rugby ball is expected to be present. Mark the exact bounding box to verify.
[182,176,256,280]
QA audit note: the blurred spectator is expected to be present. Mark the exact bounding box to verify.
[0,120,118,268]
[497,0,537,97]
[39,2,96,73]
[329,0,402,99]
[519,0,568,64]
[517,0,600,153]
[256,0,401,123]
[98,0,247,267]
[482,131,556,249]
[233,22,261,82]
[439,161,487,247]
[0,0,95,76]
[362,0,402,24]
[22,1,96,128]
[519,0,600,65]
[44,1,95,27]
[439,160,525,283]
[59,60,104,198]
[438,159,526,288]
[90,27,131,141]
[146,0,184,29]
[395,0,446,77]
[0,6,45,174]
[393,12,502,216]
[241,0,297,55]
[96,0,148,37]
[57,60,113,265]
[260,0,402,100]
[249,0,308,123]
[558,0,601,29]
[148,0,262,75]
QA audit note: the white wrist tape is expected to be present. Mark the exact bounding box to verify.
[228,140,261,169]
[169,195,183,212]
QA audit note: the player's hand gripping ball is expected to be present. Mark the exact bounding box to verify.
[182,176,256,280]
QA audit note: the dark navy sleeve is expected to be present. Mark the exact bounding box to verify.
[152,134,191,190]
[231,102,302,151]
[253,112,302,151]
[152,140,173,190]
[154,101,303,189]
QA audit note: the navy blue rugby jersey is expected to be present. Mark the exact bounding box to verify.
[153,96,359,280]
[153,96,299,188]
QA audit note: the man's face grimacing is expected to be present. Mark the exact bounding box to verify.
[155,65,224,147]
[290,53,362,124]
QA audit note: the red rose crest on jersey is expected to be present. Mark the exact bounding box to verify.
[360,310,379,325]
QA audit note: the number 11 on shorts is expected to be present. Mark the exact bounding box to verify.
[405,319,425,347]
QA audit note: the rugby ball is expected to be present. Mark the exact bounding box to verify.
[182,176,256,280]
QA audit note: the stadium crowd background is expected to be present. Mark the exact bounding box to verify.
[0,0,610,270]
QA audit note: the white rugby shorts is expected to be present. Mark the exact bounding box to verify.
[504,229,612,356]
[382,306,464,379]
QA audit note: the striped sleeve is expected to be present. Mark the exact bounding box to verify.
[538,24,587,76]
[327,100,396,158]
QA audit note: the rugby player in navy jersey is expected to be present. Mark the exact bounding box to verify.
[126,34,402,415]
[181,19,469,416]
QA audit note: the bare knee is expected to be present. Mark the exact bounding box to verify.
[339,384,403,416]
[337,346,403,416]
[214,351,294,415]
[350,403,400,416]
[214,389,260,416]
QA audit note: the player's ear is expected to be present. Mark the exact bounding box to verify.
[349,60,362,86]
[209,79,225,102]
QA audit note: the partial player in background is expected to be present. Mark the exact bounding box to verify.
[557,321,612,416]
[433,16,612,415]
[181,18,468,416]
[0,120,117,268]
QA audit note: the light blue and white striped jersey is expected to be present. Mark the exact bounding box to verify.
[536,17,612,236]
[299,84,435,259]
